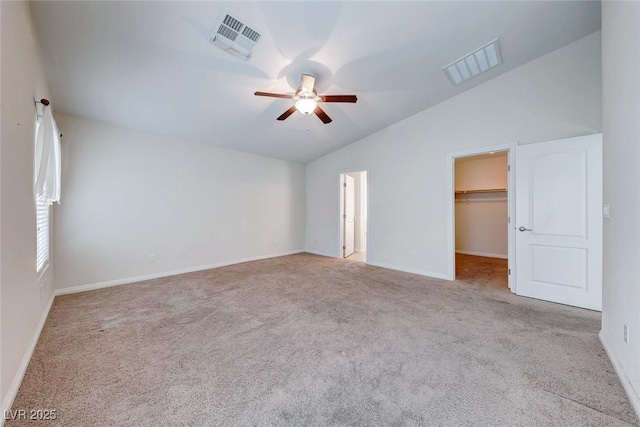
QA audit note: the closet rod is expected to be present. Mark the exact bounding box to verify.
[454,188,507,194]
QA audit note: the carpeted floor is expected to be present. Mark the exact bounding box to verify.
[8,253,639,426]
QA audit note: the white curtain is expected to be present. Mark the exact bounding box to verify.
[34,105,61,204]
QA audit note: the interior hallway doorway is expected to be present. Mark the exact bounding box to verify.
[340,171,368,263]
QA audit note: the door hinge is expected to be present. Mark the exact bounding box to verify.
[508,165,511,172]
[344,182,347,187]
[508,216,511,224]
[343,214,346,219]
[508,268,511,275]
[343,245,346,250]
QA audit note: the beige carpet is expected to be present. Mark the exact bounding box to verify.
[8,253,639,426]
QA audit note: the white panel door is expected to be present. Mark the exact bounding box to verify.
[515,134,602,310]
[344,175,356,257]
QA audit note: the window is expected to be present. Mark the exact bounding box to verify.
[36,195,49,273]
[34,100,61,274]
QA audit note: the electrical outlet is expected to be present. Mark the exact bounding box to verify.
[624,325,630,344]
[149,254,156,263]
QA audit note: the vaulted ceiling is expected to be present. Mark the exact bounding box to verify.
[29,1,600,163]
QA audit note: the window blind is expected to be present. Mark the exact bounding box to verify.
[36,196,49,273]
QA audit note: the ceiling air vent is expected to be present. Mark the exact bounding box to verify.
[443,39,502,86]
[210,13,262,61]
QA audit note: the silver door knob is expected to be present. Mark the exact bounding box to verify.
[518,226,532,232]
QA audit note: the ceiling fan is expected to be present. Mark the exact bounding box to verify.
[255,74,357,124]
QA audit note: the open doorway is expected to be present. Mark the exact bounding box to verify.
[340,171,368,263]
[447,143,515,290]
[454,152,509,289]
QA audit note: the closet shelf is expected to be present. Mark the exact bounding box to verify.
[455,188,507,194]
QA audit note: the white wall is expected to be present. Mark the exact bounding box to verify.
[455,154,508,258]
[0,0,56,418]
[601,0,640,414]
[54,114,305,291]
[455,154,508,191]
[306,32,602,278]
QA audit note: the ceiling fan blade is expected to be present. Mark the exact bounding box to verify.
[276,106,297,121]
[255,91,292,99]
[314,106,332,124]
[320,95,358,103]
[301,74,316,93]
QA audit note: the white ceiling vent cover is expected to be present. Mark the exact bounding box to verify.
[210,13,262,61]
[443,39,502,86]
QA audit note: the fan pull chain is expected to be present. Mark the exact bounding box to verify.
[306,114,310,135]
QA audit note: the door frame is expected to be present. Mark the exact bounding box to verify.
[339,170,369,261]
[446,142,517,291]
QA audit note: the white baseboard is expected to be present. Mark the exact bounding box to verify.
[305,249,444,280]
[455,250,508,260]
[303,250,337,259]
[366,261,449,281]
[305,251,449,281]
[55,250,304,296]
[599,332,640,418]
[0,294,55,427]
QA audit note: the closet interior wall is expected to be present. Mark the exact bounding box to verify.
[455,153,508,259]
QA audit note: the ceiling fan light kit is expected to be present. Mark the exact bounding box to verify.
[255,74,357,124]
[294,98,317,115]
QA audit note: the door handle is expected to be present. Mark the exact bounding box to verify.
[518,226,532,232]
